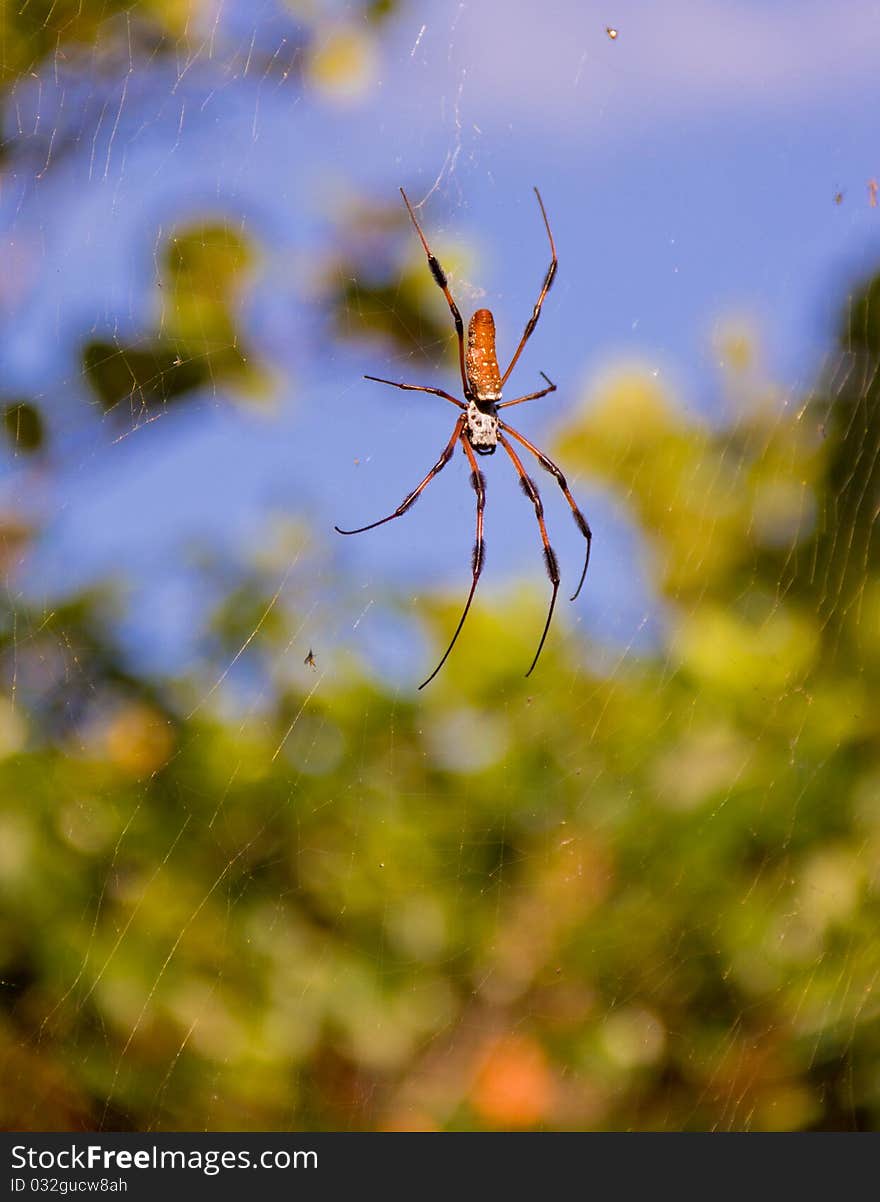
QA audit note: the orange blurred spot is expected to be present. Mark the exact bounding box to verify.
[472,1034,554,1128]
[380,1110,440,1132]
[104,703,174,777]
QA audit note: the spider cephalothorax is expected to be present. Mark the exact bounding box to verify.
[465,399,499,455]
[337,187,591,688]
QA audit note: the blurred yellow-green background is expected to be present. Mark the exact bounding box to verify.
[2,0,880,1131]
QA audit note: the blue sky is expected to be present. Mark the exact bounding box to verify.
[3,0,880,682]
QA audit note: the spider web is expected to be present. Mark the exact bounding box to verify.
[2,0,880,1134]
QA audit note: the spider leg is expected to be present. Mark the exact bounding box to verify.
[418,436,486,689]
[364,375,464,409]
[499,420,592,601]
[400,188,471,399]
[497,372,557,410]
[500,188,558,388]
[497,432,560,677]
[335,415,466,536]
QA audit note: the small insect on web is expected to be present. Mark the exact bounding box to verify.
[336,187,592,688]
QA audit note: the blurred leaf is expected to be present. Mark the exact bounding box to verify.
[82,221,268,418]
[2,401,45,453]
[82,341,214,414]
[327,195,467,367]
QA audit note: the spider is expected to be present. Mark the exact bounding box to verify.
[336,187,592,689]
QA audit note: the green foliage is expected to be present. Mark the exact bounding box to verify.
[0,0,194,82]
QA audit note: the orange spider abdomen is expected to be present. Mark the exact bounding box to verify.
[466,309,502,402]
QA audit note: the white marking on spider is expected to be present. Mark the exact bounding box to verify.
[466,399,499,451]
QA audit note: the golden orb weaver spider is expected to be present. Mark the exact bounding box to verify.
[336,187,592,689]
